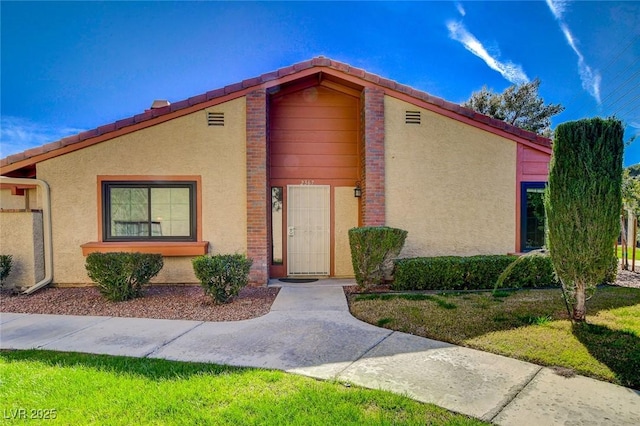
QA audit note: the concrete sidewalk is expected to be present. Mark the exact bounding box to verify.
[1,281,639,425]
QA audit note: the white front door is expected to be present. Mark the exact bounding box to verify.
[287,185,330,275]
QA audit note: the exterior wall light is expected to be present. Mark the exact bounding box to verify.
[354,181,362,198]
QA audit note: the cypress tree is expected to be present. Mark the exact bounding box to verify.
[545,117,623,322]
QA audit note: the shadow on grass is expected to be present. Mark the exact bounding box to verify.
[350,286,640,342]
[0,349,245,381]
[572,323,640,390]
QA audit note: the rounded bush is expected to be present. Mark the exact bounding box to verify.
[349,226,407,289]
[85,252,163,301]
[0,254,13,288]
[192,254,252,304]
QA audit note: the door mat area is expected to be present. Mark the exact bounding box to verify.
[278,278,319,283]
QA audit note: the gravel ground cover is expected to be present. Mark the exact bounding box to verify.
[614,268,640,288]
[1,285,279,322]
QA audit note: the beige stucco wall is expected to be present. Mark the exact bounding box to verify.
[0,188,40,211]
[0,211,44,290]
[36,97,247,284]
[334,187,357,277]
[385,96,517,257]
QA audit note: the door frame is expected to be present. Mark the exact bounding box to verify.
[286,184,331,276]
[269,181,340,278]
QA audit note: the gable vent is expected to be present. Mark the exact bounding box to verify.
[207,112,225,126]
[405,111,421,124]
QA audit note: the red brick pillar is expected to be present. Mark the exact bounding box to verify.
[362,87,385,226]
[246,89,268,285]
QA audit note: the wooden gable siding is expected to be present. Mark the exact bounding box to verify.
[519,145,550,179]
[269,85,359,182]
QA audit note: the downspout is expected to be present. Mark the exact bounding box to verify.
[0,176,53,294]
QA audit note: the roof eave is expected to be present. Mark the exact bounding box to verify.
[1,57,551,175]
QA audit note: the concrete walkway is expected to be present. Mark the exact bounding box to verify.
[1,281,639,425]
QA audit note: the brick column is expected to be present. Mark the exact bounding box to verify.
[361,87,385,226]
[246,90,268,285]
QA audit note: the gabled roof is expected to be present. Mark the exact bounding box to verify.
[1,56,551,176]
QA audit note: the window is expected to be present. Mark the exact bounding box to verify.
[521,182,546,252]
[271,187,283,264]
[102,181,196,242]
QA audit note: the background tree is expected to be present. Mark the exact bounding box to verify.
[463,78,564,137]
[545,117,623,322]
[626,163,640,179]
[620,165,640,268]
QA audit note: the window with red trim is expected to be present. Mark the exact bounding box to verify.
[102,181,197,242]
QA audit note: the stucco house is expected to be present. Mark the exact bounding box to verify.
[0,57,551,291]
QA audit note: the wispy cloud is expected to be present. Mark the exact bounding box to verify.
[455,2,465,17]
[446,20,529,84]
[546,0,569,19]
[0,116,84,159]
[546,0,601,103]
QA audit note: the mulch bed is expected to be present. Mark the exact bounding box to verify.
[1,285,279,322]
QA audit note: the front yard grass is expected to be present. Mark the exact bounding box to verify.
[0,350,485,425]
[616,245,640,260]
[349,286,640,389]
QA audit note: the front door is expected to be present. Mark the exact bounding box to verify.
[287,185,330,275]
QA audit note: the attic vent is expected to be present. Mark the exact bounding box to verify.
[207,112,225,126]
[405,111,421,124]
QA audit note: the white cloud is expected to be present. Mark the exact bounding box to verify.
[545,0,569,20]
[455,2,466,16]
[446,20,529,85]
[0,116,84,159]
[546,1,601,103]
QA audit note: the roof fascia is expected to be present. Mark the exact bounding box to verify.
[1,62,551,176]
[383,91,552,154]
[1,67,364,175]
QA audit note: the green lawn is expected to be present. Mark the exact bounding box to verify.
[349,286,640,389]
[0,350,485,425]
[616,246,640,260]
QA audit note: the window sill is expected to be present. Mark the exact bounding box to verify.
[81,241,209,257]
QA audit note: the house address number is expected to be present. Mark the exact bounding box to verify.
[300,180,315,185]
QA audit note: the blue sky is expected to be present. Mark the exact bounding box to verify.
[2,1,639,165]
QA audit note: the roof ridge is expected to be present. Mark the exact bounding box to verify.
[1,56,550,170]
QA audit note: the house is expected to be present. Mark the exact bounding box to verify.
[0,57,551,291]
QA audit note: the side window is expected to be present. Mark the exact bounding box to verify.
[521,182,546,251]
[102,181,196,242]
[271,187,283,264]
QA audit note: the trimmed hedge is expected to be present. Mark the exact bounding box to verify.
[393,255,517,291]
[192,254,252,304]
[495,252,560,290]
[349,226,407,289]
[85,252,163,301]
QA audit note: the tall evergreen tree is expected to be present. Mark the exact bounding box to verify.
[545,117,624,322]
[463,78,564,137]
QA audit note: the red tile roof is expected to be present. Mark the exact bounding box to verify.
[1,56,551,174]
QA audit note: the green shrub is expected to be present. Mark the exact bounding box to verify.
[85,252,163,301]
[0,254,13,288]
[495,252,560,290]
[393,257,465,290]
[192,254,252,303]
[393,255,517,291]
[465,255,519,289]
[348,226,407,289]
